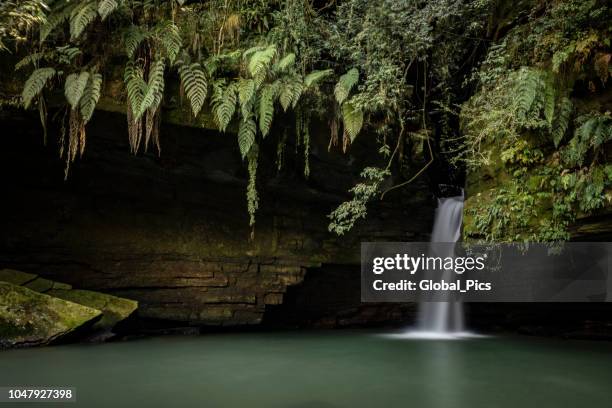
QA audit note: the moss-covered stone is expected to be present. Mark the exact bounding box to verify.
[0,282,102,348]
[1,269,136,332]
[0,269,37,285]
[47,289,137,332]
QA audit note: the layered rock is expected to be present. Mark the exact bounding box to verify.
[0,269,138,333]
[0,109,432,327]
[0,282,101,348]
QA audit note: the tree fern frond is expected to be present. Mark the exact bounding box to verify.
[79,73,102,122]
[40,4,74,43]
[247,44,276,79]
[155,20,181,64]
[98,0,119,21]
[56,45,82,64]
[64,71,90,109]
[342,100,363,142]
[290,80,303,109]
[238,78,255,119]
[124,25,148,58]
[334,68,358,104]
[238,116,256,159]
[15,52,45,71]
[259,83,275,137]
[243,45,265,60]
[212,82,237,131]
[515,67,540,121]
[139,58,165,117]
[124,62,146,117]
[552,97,572,147]
[69,1,97,41]
[304,69,333,88]
[279,79,303,112]
[274,53,295,73]
[22,67,55,109]
[178,62,207,117]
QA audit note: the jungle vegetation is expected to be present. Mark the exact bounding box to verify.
[0,0,610,241]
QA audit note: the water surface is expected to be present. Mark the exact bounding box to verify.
[1,330,611,407]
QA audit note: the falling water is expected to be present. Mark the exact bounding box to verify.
[416,194,465,334]
[387,190,481,339]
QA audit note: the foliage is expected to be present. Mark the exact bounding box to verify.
[460,0,611,242]
[2,0,610,238]
[328,167,391,235]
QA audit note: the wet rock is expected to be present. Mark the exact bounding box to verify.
[1,269,137,333]
[0,282,101,348]
[46,289,137,332]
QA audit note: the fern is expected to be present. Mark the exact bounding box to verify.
[124,25,148,58]
[334,68,359,105]
[40,4,74,43]
[514,68,539,121]
[56,46,82,64]
[69,1,97,41]
[279,79,303,112]
[258,82,277,137]
[212,81,237,132]
[98,0,119,21]
[155,20,181,64]
[139,59,165,118]
[22,67,55,109]
[238,78,255,119]
[238,116,256,159]
[15,52,45,71]
[342,100,364,142]
[543,74,555,126]
[563,114,612,167]
[178,62,207,117]
[64,71,90,109]
[552,97,572,147]
[304,69,333,88]
[124,62,146,117]
[79,73,103,122]
[247,44,276,79]
[275,53,295,73]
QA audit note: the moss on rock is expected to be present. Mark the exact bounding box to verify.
[0,282,102,348]
[47,289,137,332]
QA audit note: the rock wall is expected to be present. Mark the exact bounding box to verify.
[0,109,433,326]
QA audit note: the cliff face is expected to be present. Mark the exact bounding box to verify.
[0,109,432,327]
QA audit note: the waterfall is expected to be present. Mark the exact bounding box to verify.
[386,190,481,339]
[416,194,465,333]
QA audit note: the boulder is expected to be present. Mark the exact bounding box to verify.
[47,289,137,332]
[0,281,102,348]
[0,269,137,333]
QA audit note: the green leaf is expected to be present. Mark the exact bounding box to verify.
[69,1,97,41]
[98,0,119,21]
[22,67,56,109]
[275,53,295,72]
[178,62,207,117]
[259,83,275,137]
[64,71,90,109]
[79,73,103,122]
[304,69,333,88]
[552,97,572,147]
[334,68,359,105]
[342,100,363,142]
[238,117,257,159]
[238,78,255,119]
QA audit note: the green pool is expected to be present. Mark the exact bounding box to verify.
[1,330,611,407]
